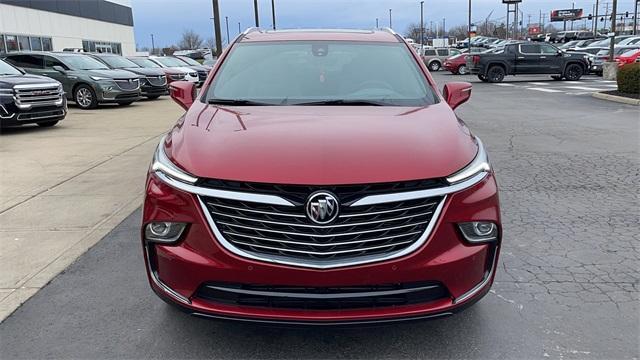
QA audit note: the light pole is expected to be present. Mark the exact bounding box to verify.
[150,34,155,55]
[254,0,259,27]
[420,1,424,46]
[376,18,379,28]
[468,0,472,41]
[225,16,230,45]
[271,0,276,30]
[389,9,392,28]
[594,0,600,35]
[609,0,618,62]
[238,22,241,34]
[634,0,639,35]
[212,0,222,56]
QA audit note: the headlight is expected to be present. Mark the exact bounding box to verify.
[90,76,112,81]
[150,136,198,184]
[446,138,491,184]
[458,221,499,243]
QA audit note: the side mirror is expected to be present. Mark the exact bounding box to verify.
[442,82,472,110]
[169,81,196,110]
[52,65,66,73]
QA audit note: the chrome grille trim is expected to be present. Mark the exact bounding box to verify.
[14,83,63,110]
[339,202,437,218]
[146,76,167,86]
[224,231,422,247]
[205,283,439,299]
[232,239,416,256]
[114,79,140,91]
[198,196,447,269]
[206,202,305,218]
[209,210,433,229]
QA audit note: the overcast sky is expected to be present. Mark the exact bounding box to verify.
[131,0,637,48]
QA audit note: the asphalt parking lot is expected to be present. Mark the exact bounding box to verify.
[1,72,638,359]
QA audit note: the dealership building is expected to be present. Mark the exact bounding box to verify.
[0,0,136,55]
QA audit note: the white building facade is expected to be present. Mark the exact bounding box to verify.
[0,0,136,55]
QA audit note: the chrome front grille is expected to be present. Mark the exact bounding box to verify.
[114,79,140,91]
[199,182,445,267]
[14,84,63,109]
[146,76,167,86]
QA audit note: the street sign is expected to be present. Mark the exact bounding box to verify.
[550,9,584,22]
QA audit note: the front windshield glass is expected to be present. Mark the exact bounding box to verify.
[205,41,438,106]
[129,58,161,68]
[154,57,188,67]
[101,56,140,69]
[178,57,200,66]
[0,59,22,75]
[60,55,109,70]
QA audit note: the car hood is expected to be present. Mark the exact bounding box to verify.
[0,73,60,87]
[121,67,165,76]
[84,69,138,80]
[165,102,478,185]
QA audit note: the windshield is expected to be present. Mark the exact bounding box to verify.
[60,55,109,70]
[205,41,438,106]
[153,57,187,67]
[100,56,139,69]
[128,58,161,68]
[177,56,200,66]
[0,59,22,75]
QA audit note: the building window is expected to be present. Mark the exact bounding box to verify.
[81,40,122,55]
[18,36,30,51]
[30,37,43,51]
[0,35,4,54]
[42,38,52,51]
[5,35,18,52]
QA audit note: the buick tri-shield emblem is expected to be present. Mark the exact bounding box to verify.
[305,192,339,224]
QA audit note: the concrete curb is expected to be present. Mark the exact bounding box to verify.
[592,91,640,106]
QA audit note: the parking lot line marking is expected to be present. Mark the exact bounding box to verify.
[494,83,516,87]
[564,86,609,92]
[527,87,563,93]
[528,82,551,86]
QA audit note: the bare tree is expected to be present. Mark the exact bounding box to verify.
[177,29,203,50]
[447,25,467,41]
[204,37,216,49]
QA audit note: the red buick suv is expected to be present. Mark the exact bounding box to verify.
[142,28,501,325]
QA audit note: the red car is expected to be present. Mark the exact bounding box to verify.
[443,53,469,75]
[143,29,501,325]
[616,49,640,68]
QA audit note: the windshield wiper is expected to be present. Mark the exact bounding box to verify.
[207,98,273,106]
[294,99,386,106]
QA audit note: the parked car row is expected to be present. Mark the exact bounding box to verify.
[0,52,213,115]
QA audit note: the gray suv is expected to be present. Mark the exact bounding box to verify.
[4,52,141,109]
[421,48,463,71]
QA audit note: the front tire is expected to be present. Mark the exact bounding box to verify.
[428,61,441,72]
[458,65,468,75]
[487,66,506,83]
[74,84,97,109]
[37,120,58,127]
[478,74,488,82]
[564,64,584,81]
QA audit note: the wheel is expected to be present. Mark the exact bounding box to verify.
[37,120,58,127]
[74,84,97,109]
[117,101,134,106]
[551,75,563,81]
[564,64,584,81]
[428,61,441,72]
[458,65,468,75]
[486,66,506,83]
[478,74,488,82]
[146,95,161,100]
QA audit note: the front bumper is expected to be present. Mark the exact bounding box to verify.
[0,101,67,127]
[142,172,501,325]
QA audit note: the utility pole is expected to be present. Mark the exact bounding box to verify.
[253,0,259,27]
[150,34,155,55]
[212,0,222,56]
[376,18,379,28]
[271,0,276,30]
[604,2,609,31]
[238,22,241,34]
[420,1,425,46]
[609,0,617,62]
[468,0,472,41]
[594,0,600,35]
[225,16,230,44]
[442,18,446,35]
[571,2,575,30]
[389,9,392,28]
[634,0,638,35]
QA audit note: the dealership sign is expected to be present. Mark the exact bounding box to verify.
[550,9,584,22]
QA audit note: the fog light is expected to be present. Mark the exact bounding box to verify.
[144,222,187,244]
[458,222,498,244]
